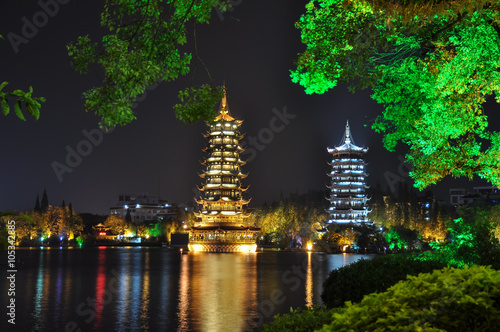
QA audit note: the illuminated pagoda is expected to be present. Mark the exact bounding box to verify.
[327,120,370,223]
[189,87,259,252]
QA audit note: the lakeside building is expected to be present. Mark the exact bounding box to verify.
[449,186,500,206]
[189,87,260,252]
[327,121,370,223]
[109,193,181,222]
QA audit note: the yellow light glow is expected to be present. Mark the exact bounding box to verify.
[125,232,133,237]
[189,244,204,252]
[238,244,257,252]
[306,243,313,251]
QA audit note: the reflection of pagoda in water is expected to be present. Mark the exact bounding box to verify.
[189,87,259,252]
[327,120,370,223]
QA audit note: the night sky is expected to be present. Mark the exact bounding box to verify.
[1,1,499,214]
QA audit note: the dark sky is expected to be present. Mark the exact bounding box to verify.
[1,1,499,214]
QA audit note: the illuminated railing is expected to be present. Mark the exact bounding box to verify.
[190,238,257,243]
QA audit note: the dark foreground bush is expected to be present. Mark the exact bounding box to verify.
[260,306,336,332]
[322,254,446,308]
[319,265,500,331]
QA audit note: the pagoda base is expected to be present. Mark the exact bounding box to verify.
[188,241,257,253]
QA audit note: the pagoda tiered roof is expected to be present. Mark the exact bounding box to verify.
[197,184,249,191]
[198,171,248,179]
[190,224,259,232]
[195,197,251,205]
[200,158,247,165]
[327,120,368,153]
[193,210,252,218]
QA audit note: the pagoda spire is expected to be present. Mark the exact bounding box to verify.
[219,83,229,114]
[344,120,351,144]
[215,83,237,122]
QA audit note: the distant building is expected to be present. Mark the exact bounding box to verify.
[93,223,117,240]
[450,188,467,205]
[449,186,499,205]
[110,193,178,222]
[327,120,370,223]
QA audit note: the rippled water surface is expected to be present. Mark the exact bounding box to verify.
[1,247,373,331]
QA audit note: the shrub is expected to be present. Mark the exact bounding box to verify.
[260,306,336,332]
[319,265,500,331]
[428,207,500,268]
[321,254,446,308]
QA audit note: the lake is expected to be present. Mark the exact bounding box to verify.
[2,247,373,331]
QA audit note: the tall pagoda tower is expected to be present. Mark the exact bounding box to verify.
[189,87,259,252]
[327,120,370,224]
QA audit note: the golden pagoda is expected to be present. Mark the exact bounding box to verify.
[189,87,259,252]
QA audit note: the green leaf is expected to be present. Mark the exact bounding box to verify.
[0,81,8,92]
[14,100,26,121]
[26,103,40,120]
[1,98,9,116]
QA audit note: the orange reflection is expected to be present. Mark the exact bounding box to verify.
[178,253,190,331]
[305,252,313,308]
[140,250,150,330]
[178,253,257,332]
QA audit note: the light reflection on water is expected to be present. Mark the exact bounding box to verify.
[185,252,258,332]
[3,247,373,331]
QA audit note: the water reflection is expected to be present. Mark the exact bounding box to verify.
[32,250,45,330]
[9,248,373,331]
[115,248,131,330]
[178,253,190,331]
[94,248,106,329]
[141,250,150,330]
[179,252,258,332]
[305,252,313,308]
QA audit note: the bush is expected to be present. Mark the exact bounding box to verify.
[428,208,500,268]
[321,254,446,308]
[260,306,336,332]
[319,265,500,331]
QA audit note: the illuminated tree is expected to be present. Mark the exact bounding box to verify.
[67,0,232,127]
[292,0,500,188]
[254,196,328,247]
[30,206,83,240]
[324,224,356,248]
[0,213,34,243]
[104,215,128,235]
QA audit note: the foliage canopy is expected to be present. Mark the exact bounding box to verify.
[292,0,500,189]
[320,265,500,331]
[67,0,230,127]
[0,35,45,121]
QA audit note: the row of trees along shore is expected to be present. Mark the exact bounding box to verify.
[3,185,499,251]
